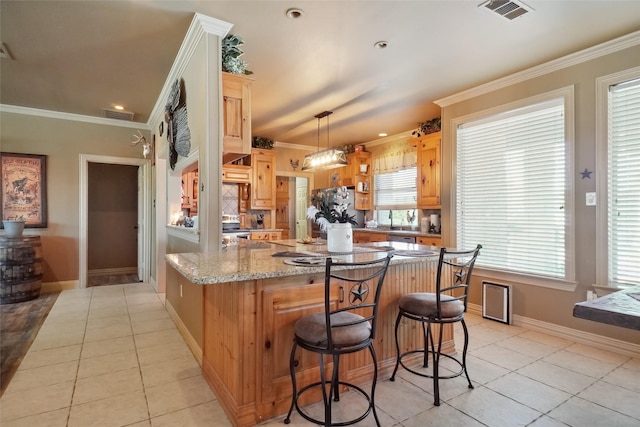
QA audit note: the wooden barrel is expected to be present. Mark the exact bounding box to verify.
[0,235,43,304]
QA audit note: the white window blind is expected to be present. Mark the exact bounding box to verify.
[608,78,640,287]
[457,99,567,278]
[374,167,417,210]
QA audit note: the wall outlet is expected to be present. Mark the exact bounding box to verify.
[585,192,596,206]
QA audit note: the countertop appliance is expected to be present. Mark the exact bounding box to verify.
[222,214,250,245]
[310,187,365,239]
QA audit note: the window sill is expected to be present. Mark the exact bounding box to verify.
[167,225,200,243]
[474,266,577,292]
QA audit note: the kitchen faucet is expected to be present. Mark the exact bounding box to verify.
[389,210,393,229]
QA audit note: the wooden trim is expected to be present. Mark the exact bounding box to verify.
[41,280,79,293]
[87,267,138,277]
[166,299,203,366]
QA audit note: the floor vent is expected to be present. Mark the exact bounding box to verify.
[482,281,512,324]
[102,108,135,121]
[479,0,532,21]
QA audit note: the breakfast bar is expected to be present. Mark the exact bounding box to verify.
[166,240,449,427]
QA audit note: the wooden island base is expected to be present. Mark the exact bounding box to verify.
[198,259,454,426]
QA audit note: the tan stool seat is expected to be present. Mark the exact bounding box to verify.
[295,311,371,348]
[398,293,465,319]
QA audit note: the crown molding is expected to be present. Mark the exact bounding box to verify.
[364,130,415,148]
[0,104,147,129]
[274,141,317,152]
[435,30,640,107]
[148,13,233,126]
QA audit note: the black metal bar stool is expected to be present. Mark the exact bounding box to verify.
[284,254,392,427]
[390,245,481,406]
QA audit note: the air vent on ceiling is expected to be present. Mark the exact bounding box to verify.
[102,108,135,121]
[479,0,531,20]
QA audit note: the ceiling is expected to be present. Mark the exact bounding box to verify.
[1,1,639,148]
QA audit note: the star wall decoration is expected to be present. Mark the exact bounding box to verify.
[580,168,592,179]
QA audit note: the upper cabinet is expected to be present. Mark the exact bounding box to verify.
[411,132,441,209]
[222,72,253,164]
[250,148,277,210]
[338,151,372,210]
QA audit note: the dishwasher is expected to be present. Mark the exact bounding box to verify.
[387,234,416,244]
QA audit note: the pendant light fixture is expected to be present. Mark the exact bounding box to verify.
[301,111,347,171]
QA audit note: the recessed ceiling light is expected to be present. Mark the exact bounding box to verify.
[286,8,304,19]
[373,41,389,49]
[378,133,388,137]
[114,105,124,110]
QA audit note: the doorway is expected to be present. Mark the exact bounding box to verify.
[276,172,313,240]
[87,163,139,286]
[79,154,151,288]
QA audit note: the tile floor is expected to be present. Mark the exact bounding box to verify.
[1,282,639,427]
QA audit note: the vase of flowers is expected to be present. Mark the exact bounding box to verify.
[307,187,357,253]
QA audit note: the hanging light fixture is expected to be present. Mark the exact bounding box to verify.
[301,111,347,171]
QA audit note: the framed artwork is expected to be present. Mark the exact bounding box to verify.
[1,152,48,228]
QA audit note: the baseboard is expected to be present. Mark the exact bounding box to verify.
[467,303,640,357]
[41,280,79,293]
[165,299,203,366]
[88,267,138,277]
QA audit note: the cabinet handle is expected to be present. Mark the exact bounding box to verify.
[293,360,299,368]
[339,286,344,303]
[308,278,314,284]
[429,160,433,167]
[265,340,271,349]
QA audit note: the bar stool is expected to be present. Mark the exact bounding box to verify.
[390,245,481,406]
[284,254,392,427]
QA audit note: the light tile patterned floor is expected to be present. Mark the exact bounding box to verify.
[1,283,639,426]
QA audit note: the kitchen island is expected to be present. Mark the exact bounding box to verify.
[165,240,450,427]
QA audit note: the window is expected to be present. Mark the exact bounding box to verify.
[374,167,417,226]
[597,69,640,288]
[455,88,574,283]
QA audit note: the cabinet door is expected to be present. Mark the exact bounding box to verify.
[417,236,442,247]
[416,133,441,208]
[222,164,251,183]
[251,149,277,209]
[222,73,252,163]
[261,279,343,411]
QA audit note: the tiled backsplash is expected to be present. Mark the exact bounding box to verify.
[222,183,239,214]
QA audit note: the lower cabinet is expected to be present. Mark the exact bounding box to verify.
[260,275,343,416]
[353,231,388,243]
[417,235,442,247]
[250,231,282,241]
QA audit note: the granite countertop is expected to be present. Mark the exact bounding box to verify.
[165,239,440,285]
[573,286,640,330]
[353,227,441,238]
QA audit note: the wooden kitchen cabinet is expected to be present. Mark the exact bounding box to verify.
[411,132,441,209]
[250,230,281,241]
[222,72,253,164]
[260,276,343,415]
[222,164,251,183]
[353,230,388,243]
[250,148,277,210]
[417,235,442,247]
[181,170,198,214]
[337,152,372,210]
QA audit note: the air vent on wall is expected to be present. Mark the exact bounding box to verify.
[479,0,531,20]
[102,108,135,121]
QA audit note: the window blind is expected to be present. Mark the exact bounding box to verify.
[374,167,417,210]
[457,99,566,278]
[608,78,640,287]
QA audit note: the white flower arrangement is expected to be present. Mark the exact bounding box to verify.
[307,186,357,232]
